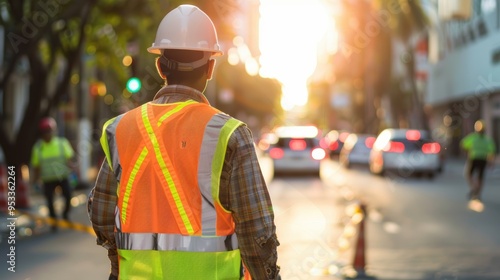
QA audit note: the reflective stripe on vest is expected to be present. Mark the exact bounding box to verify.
[102,100,245,279]
[115,102,242,235]
[198,114,242,235]
[139,103,196,234]
[116,232,238,251]
[100,115,125,182]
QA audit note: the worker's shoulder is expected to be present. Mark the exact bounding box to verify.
[227,120,254,145]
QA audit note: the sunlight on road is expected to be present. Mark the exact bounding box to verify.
[273,187,327,243]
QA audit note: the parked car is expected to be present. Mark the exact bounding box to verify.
[369,129,441,178]
[268,126,326,176]
[324,130,350,158]
[339,134,376,169]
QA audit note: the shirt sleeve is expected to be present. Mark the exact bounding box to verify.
[87,160,119,276]
[460,134,473,151]
[489,138,496,155]
[221,125,280,279]
[31,142,40,167]
[62,138,75,159]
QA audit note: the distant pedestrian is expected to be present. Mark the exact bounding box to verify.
[460,119,496,201]
[31,117,75,228]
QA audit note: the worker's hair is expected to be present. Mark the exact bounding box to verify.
[158,50,209,84]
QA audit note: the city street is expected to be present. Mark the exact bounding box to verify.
[266,157,500,280]
[1,157,499,280]
[1,1,500,280]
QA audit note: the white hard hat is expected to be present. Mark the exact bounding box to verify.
[148,5,223,57]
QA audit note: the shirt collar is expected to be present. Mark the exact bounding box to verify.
[152,85,210,105]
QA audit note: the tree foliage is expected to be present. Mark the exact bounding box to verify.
[333,0,430,134]
[0,0,96,167]
[215,60,283,130]
[0,0,242,168]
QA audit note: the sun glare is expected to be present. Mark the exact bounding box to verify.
[259,0,335,111]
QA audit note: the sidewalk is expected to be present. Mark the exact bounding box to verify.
[442,156,500,179]
[0,184,94,243]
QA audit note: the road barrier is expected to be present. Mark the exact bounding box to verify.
[15,176,30,209]
[341,201,376,280]
[14,209,96,236]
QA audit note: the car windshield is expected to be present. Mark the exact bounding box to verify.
[352,141,371,152]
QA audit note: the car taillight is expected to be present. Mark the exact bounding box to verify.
[365,137,375,149]
[422,142,441,154]
[319,138,329,149]
[311,148,326,160]
[406,130,421,141]
[289,139,307,151]
[340,132,350,142]
[329,141,339,151]
[383,141,405,153]
[269,148,284,159]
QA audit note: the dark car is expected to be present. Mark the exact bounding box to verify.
[324,130,350,158]
[339,134,376,169]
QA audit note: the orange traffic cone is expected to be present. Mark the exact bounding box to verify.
[0,166,7,213]
[342,202,376,279]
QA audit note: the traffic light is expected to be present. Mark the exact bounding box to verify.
[126,77,141,93]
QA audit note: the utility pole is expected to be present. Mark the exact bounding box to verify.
[77,49,92,187]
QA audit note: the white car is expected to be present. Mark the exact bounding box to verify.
[369,129,441,178]
[267,126,326,176]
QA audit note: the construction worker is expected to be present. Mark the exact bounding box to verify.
[460,119,496,201]
[31,117,75,228]
[88,4,280,280]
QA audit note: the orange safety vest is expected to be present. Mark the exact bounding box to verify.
[101,100,251,279]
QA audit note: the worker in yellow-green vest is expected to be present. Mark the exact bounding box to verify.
[460,119,496,201]
[31,117,75,229]
[88,4,280,280]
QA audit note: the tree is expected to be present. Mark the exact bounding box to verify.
[333,0,429,133]
[373,0,430,130]
[0,0,243,207]
[0,0,97,207]
[215,60,283,133]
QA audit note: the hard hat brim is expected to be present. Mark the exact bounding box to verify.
[147,46,223,57]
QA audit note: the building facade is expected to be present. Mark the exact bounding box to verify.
[426,0,500,156]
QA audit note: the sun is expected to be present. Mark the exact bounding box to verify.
[259,0,337,111]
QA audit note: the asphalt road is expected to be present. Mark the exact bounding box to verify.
[265,157,500,280]
[0,190,110,280]
[0,157,498,280]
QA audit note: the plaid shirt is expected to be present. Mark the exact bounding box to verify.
[88,85,280,279]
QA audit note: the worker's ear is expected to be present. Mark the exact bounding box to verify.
[207,59,216,80]
[155,57,167,80]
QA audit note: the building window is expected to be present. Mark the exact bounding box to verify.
[481,0,497,14]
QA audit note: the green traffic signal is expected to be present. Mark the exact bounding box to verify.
[126,77,142,93]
